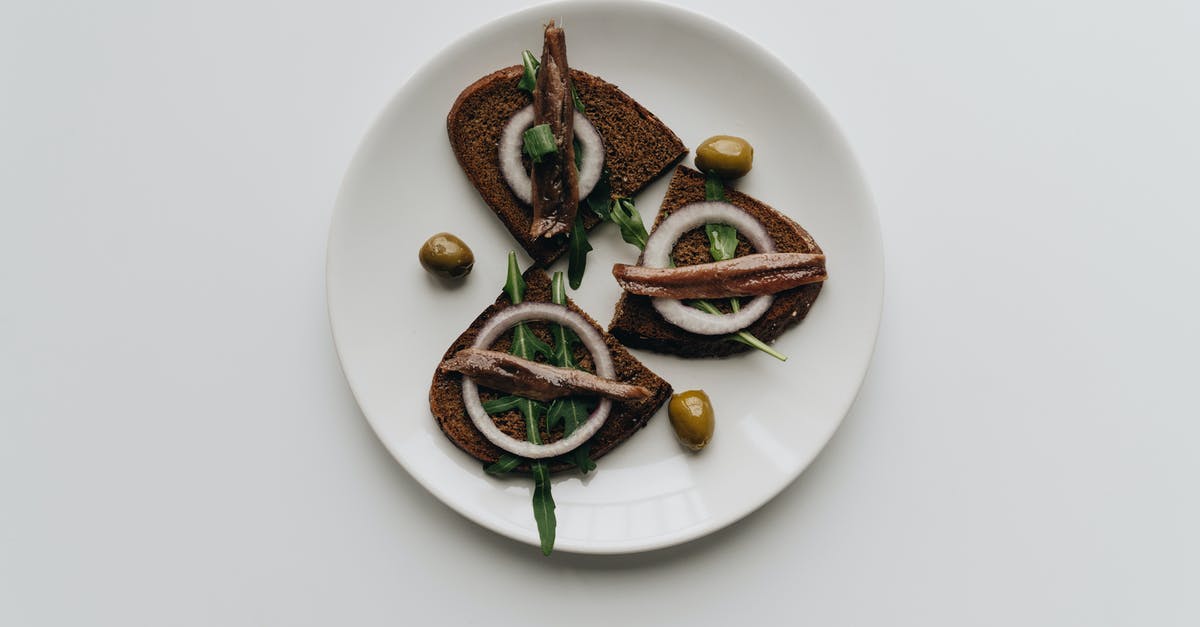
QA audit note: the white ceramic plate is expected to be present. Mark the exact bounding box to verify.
[327,0,883,554]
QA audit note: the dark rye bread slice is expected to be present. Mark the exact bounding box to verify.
[430,269,672,473]
[447,66,687,266]
[608,166,825,358]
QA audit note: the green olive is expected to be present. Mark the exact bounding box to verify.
[418,232,474,278]
[694,135,754,179]
[668,390,715,451]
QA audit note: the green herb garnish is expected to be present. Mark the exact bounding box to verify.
[705,223,739,262]
[484,453,521,475]
[549,271,579,366]
[691,299,787,361]
[518,50,539,93]
[585,170,613,220]
[482,395,547,415]
[705,173,727,202]
[506,258,552,359]
[548,271,597,472]
[703,174,739,261]
[522,124,557,165]
[503,250,524,303]
[500,252,556,555]
[703,174,742,316]
[570,82,585,113]
[609,197,650,250]
[567,216,591,290]
[510,321,552,362]
[482,395,524,415]
[504,252,551,372]
[531,463,555,555]
[555,399,597,473]
[565,96,588,290]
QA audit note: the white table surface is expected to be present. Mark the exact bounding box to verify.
[3,1,1197,625]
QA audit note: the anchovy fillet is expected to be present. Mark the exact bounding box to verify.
[612,252,827,299]
[529,21,578,239]
[442,348,650,402]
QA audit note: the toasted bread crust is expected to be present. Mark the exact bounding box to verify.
[447,66,687,266]
[607,166,824,357]
[430,269,672,473]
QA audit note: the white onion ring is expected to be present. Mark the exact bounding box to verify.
[499,105,605,206]
[641,202,778,335]
[460,302,614,459]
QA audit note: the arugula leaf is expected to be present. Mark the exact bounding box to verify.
[518,50,539,93]
[567,216,592,290]
[510,323,552,361]
[499,251,558,554]
[482,395,523,414]
[531,461,556,555]
[481,420,559,558]
[570,82,585,113]
[585,170,613,221]
[518,395,542,444]
[551,270,570,309]
[544,395,597,433]
[504,251,525,304]
[705,172,727,201]
[704,174,738,261]
[482,395,547,415]
[544,397,567,430]
[691,299,787,361]
[549,272,579,365]
[550,324,581,370]
[556,396,598,473]
[725,332,786,360]
[609,197,650,250]
[703,174,744,313]
[705,223,739,262]
[484,454,521,475]
[568,448,596,474]
[550,273,582,366]
[547,271,598,472]
[503,252,552,361]
[520,393,556,555]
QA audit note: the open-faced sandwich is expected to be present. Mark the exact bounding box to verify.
[447,21,687,284]
[608,164,828,358]
[429,253,672,554]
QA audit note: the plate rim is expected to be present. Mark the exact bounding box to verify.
[326,0,884,554]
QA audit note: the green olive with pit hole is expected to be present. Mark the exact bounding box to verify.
[694,135,754,179]
[668,390,715,451]
[419,232,474,279]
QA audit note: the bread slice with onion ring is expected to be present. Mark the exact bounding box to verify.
[608,166,825,357]
[430,269,672,473]
[447,63,687,266]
